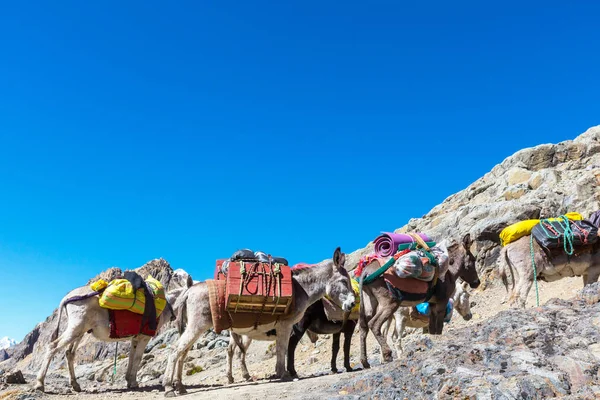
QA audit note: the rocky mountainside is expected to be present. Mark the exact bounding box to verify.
[331,282,600,399]
[347,126,600,280]
[0,259,193,377]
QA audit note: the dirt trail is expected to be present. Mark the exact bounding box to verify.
[1,276,583,400]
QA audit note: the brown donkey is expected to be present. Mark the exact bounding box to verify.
[163,247,356,397]
[358,234,480,368]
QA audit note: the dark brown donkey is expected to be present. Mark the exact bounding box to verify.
[287,300,357,377]
[358,234,480,368]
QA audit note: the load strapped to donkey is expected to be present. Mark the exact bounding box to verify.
[87,271,168,338]
[209,249,294,333]
[355,232,447,304]
[499,210,600,306]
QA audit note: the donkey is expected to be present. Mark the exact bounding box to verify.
[163,247,355,397]
[498,234,600,308]
[382,279,473,354]
[35,269,192,393]
[286,299,357,377]
[358,234,480,369]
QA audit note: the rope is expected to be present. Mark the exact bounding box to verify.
[530,235,540,307]
[538,215,574,256]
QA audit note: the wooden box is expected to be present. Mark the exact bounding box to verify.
[215,259,293,315]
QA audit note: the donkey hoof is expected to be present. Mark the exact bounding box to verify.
[242,373,252,382]
[71,383,82,392]
[227,375,234,384]
[34,383,45,393]
[345,366,354,373]
[361,360,370,369]
[164,389,176,398]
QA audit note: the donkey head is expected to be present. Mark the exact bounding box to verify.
[453,280,473,321]
[450,234,480,289]
[327,247,356,312]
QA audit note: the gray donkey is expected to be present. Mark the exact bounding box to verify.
[163,247,355,397]
[358,234,480,368]
[499,234,600,308]
[35,268,192,393]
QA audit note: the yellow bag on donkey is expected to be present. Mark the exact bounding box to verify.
[500,220,540,246]
[97,276,167,317]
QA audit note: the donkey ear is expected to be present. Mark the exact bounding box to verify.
[338,251,346,269]
[462,233,472,248]
[333,247,342,267]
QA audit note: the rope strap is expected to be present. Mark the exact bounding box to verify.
[530,235,540,307]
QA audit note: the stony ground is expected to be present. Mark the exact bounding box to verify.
[0,276,588,400]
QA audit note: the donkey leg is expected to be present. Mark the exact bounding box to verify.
[428,302,447,335]
[226,333,239,384]
[275,324,293,379]
[239,336,252,381]
[330,333,341,374]
[36,325,83,392]
[516,278,533,309]
[65,335,83,392]
[342,322,355,372]
[288,320,309,377]
[125,338,139,389]
[359,312,370,369]
[369,309,396,363]
[164,326,203,397]
[585,265,600,285]
[393,315,406,354]
[128,336,151,390]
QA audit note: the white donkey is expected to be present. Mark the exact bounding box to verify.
[163,247,356,397]
[35,266,191,393]
[383,280,473,354]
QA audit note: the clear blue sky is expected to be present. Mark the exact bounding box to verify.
[1,1,599,341]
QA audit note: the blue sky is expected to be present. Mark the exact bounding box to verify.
[1,1,599,341]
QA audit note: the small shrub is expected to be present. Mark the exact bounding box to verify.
[186,365,204,376]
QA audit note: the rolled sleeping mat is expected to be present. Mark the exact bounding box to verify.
[374,232,432,257]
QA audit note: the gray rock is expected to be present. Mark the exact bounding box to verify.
[330,284,600,398]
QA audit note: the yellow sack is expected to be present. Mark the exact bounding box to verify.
[548,212,583,222]
[500,220,540,246]
[90,279,108,292]
[98,275,167,317]
[350,278,360,313]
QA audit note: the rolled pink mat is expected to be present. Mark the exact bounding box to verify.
[373,232,431,257]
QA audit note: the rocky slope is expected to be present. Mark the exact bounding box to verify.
[332,282,600,399]
[346,126,600,280]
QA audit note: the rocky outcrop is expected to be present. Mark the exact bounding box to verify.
[347,126,600,278]
[332,282,600,399]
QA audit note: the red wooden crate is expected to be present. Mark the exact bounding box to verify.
[215,259,293,315]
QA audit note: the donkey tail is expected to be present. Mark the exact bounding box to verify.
[175,288,190,335]
[498,246,517,305]
[51,299,68,342]
[358,267,369,322]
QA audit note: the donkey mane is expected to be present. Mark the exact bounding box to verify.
[291,259,332,275]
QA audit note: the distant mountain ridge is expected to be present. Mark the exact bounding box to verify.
[0,337,16,351]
